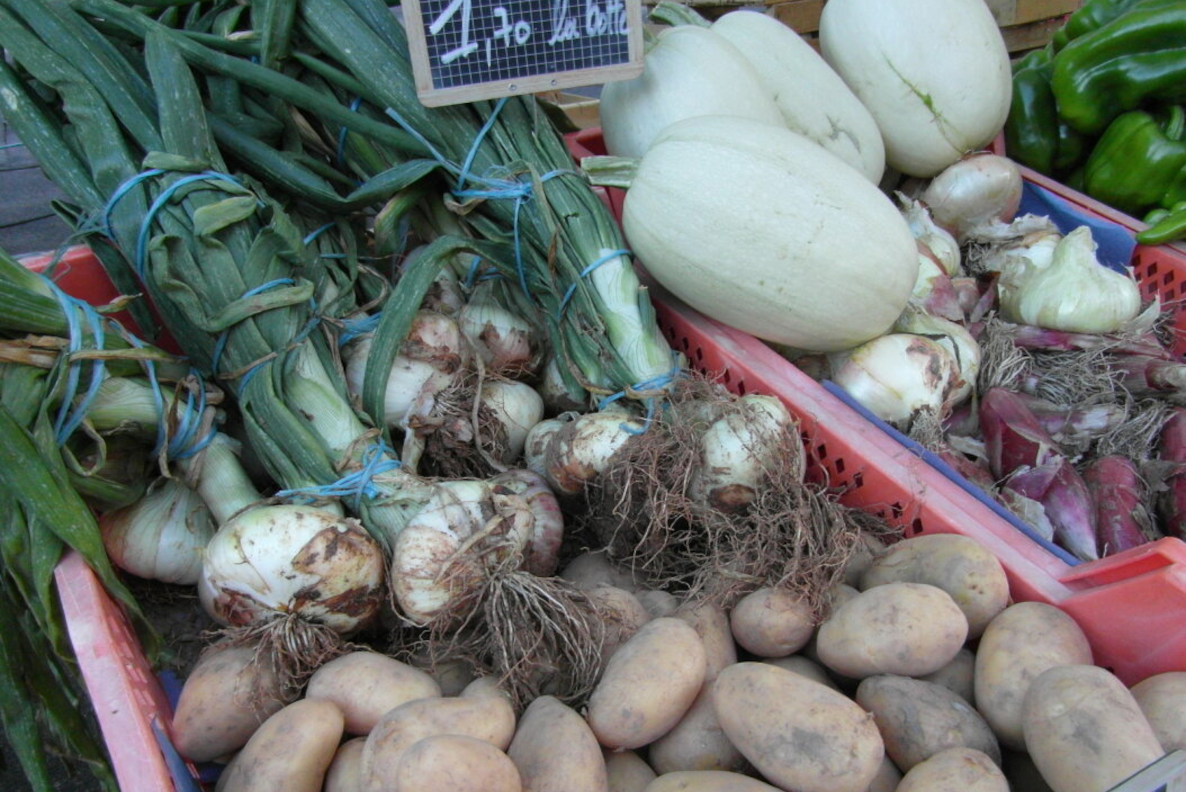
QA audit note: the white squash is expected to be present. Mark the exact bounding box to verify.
[622,115,919,353]
[709,10,886,184]
[819,0,1011,178]
[599,25,782,159]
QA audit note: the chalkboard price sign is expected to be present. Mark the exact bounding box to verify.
[403,0,644,107]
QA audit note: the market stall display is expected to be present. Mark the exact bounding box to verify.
[1,0,1184,790]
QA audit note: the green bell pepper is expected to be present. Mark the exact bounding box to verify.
[1004,48,1091,176]
[1054,0,1159,50]
[1052,2,1186,135]
[1083,105,1186,217]
[1136,200,1186,245]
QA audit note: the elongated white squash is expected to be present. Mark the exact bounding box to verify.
[622,116,919,352]
[709,10,885,184]
[599,25,782,159]
[819,0,1011,178]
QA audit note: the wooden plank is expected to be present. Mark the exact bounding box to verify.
[988,0,1081,26]
[1000,14,1069,52]
[766,0,825,34]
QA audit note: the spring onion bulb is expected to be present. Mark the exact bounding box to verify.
[344,312,468,427]
[458,281,541,378]
[831,333,958,428]
[490,469,565,576]
[524,416,570,480]
[998,227,1143,334]
[539,355,589,414]
[910,252,965,322]
[390,480,534,624]
[690,394,800,511]
[533,410,647,496]
[478,379,545,464]
[922,153,1022,241]
[198,504,386,634]
[100,477,216,585]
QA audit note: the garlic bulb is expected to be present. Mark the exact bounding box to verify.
[198,504,386,634]
[832,333,958,428]
[998,226,1142,334]
[100,477,216,585]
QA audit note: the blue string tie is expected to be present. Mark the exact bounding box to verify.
[335,96,364,164]
[597,363,683,436]
[338,312,383,347]
[275,442,401,512]
[556,249,632,319]
[45,280,107,447]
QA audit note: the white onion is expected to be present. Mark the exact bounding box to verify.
[100,478,216,585]
[899,195,961,276]
[478,379,545,464]
[458,281,540,378]
[491,469,565,576]
[540,410,646,496]
[391,481,534,624]
[198,504,386,634]
[691,394,800,511]
[894,308,982,407]
[922,154,1022,241]
[832,333,958,428]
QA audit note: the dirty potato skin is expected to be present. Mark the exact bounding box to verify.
[1022,664,1165,792]
[1129,671,1186,751]
[506,695,608,792]
[974,602,1093,751]
[395,734,522,792]
[855,674,1000,772]
[172,645,293,763]
[643,770,782,791]
[304,650,441,735]
[604,749,656,792]
[587,617,707,750]
[895,747,1009,792]
[216,698,344,792]
[815,582,968,679]
[324,737,366,792]
[713,662,884,792]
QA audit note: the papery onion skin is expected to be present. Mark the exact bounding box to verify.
[491,469,564,577]
[832,333,958,427]
[101,478,215,585]
[198,505,386,634]
[922,154,1022,240]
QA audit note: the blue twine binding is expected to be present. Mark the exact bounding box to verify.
[556,249,632,319]
[338,312,383,347]
[275,442,401,511]
[335,96,363,164]
[45,281,107,446]
[597,363,683,436]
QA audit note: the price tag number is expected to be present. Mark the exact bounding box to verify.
[428,0,629,67]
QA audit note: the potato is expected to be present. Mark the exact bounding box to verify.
[605,749,656,792]
[855,674,1000,771]
[713,662,883,792]
[815,582,968,679]
[360,689,517,791]
[172,645,293,763]
[729,587,814,658]
[507,695,607,792]
[1130,671,1186,751]
[637,589,681,619]
[675,602,737,680]
[587,585,653,662]
[760,655,840,691]
[895,747,1009,792]
[427,658,477,696]
[395,734,521,792]
[1022,664,1165,792]
[462,675,514,702]
[647,684,745,775]
[974,601,1093,751]
[865,755,903,792]
[858,534,1009,638]
[561,549,639,591]
[843,533,887,588]
[1001,748,1055,792]
[217,699,344,792]
[643,770,782,792]
[305,651,441,735]
[324,737,366,792]
[917,646,976,705]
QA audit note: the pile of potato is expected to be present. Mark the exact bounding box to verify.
[170,533,1186,792]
